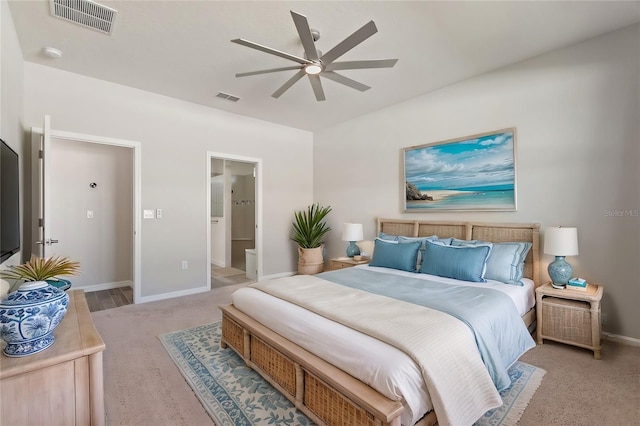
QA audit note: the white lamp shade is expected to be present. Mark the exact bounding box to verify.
[544,226,579,256]
[342,223,364,242]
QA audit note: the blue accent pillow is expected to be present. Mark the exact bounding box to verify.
[397,236,452,246]
[484,242,533,286]
[451,238,483,246]
[378,232,400,242]
[420,240,492,282]
[397,236,452,269]
[369,239,422,272]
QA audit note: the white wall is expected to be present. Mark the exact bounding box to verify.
[314,24,640,339]
[0,0,25,267]
[50,138,133,289]
[23,63,313,298]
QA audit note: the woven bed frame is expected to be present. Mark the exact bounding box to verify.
[220,219,541,426]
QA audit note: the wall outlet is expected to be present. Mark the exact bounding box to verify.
[601,312,608,325]
[87,210,94,219]
[181,260,188,270]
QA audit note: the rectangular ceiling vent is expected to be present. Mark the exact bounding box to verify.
[216,92,240,102]
[50,0,117,35]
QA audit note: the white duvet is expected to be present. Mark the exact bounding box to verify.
[231,266,535,426]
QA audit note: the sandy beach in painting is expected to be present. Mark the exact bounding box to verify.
[421,189,475,201]
[407,188,515,210]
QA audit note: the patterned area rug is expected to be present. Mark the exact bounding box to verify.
[159,322,545,426]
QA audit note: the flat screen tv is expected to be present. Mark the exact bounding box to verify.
[1,138,20,263]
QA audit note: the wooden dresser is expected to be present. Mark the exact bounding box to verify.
[0,290,106,425]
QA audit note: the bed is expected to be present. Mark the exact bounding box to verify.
[220,219,541,426]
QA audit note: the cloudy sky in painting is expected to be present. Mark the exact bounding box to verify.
[404,131,515,190]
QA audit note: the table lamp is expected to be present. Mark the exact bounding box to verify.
[544,226,579,289]
[342,223,363,258]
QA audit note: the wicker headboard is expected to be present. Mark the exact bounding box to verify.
[377,218,541,287]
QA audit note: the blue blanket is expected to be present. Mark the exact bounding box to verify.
[319,267,535,391]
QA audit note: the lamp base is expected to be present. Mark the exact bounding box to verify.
[548,256,573,289]
[345,241,360,258]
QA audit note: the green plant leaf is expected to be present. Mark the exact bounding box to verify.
[290,203,332,248]
[0,255,80,282]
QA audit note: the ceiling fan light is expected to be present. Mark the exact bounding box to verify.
[304,63,323,75]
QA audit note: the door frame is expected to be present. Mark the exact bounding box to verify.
[207,151,262,286]
[31,126,142,303]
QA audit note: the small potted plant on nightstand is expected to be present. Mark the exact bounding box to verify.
[291,203,332,275]
[0,255,80,357]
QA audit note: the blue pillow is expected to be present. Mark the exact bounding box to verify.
[420,240,492,282]
[451,238,483,246]
[398,236,452,246]
[397,235,451,269]
[369,239,422,272]
[378,232,400,242]
[484,242,532,286]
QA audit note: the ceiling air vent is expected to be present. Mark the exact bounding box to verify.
[216,92,240,102]
[50,0,117,35]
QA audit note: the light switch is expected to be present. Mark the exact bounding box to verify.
[87,210,94,219]
[156,208,163,219]
[143,209,155,219]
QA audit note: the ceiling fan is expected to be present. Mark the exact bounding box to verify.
[231,10,398,101]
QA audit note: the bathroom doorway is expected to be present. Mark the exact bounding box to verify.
[207,152,261,287]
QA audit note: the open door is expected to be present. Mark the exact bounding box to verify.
[31,115,60,257]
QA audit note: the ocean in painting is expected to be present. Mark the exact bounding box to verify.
[407,188,515,210]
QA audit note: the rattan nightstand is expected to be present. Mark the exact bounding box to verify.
[536,282,604,359]
[329,257,370,271]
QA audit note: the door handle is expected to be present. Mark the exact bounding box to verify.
[36,238,60,246]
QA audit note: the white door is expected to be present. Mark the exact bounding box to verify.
[31,115,60,257]
[41,115,58,257]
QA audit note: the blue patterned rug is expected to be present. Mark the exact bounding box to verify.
[159,322,544,426]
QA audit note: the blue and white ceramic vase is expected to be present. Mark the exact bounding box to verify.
[0,281,69,357]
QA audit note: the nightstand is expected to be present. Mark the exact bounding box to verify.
[329,257,370,271]
[536,282,604,359]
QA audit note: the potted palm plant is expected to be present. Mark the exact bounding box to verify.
[0,255,80,357]
[291,203,332,274]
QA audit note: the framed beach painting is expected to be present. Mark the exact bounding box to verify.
[403,128,517,212]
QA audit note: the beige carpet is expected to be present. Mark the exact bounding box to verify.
[92,285,640,426]
[92,284,244,426]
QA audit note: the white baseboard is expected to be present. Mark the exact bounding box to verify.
[136,285,211,304]
[211,260,225,267]
[602,332,640,347]
[75,280,132,293]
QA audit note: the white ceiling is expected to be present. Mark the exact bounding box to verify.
[8,1,640,132]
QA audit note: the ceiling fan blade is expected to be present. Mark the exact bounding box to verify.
[272,69,306,98]
[231,38,310,65]
[291,11,319,61]
[307,75,326,101]
[325,59,398,71]
[236,66,302,77]
[320,20,378,65]
[321,71,370,92]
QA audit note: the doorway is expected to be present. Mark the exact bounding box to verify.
[207,152,262,288]
[30,122,141,302]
